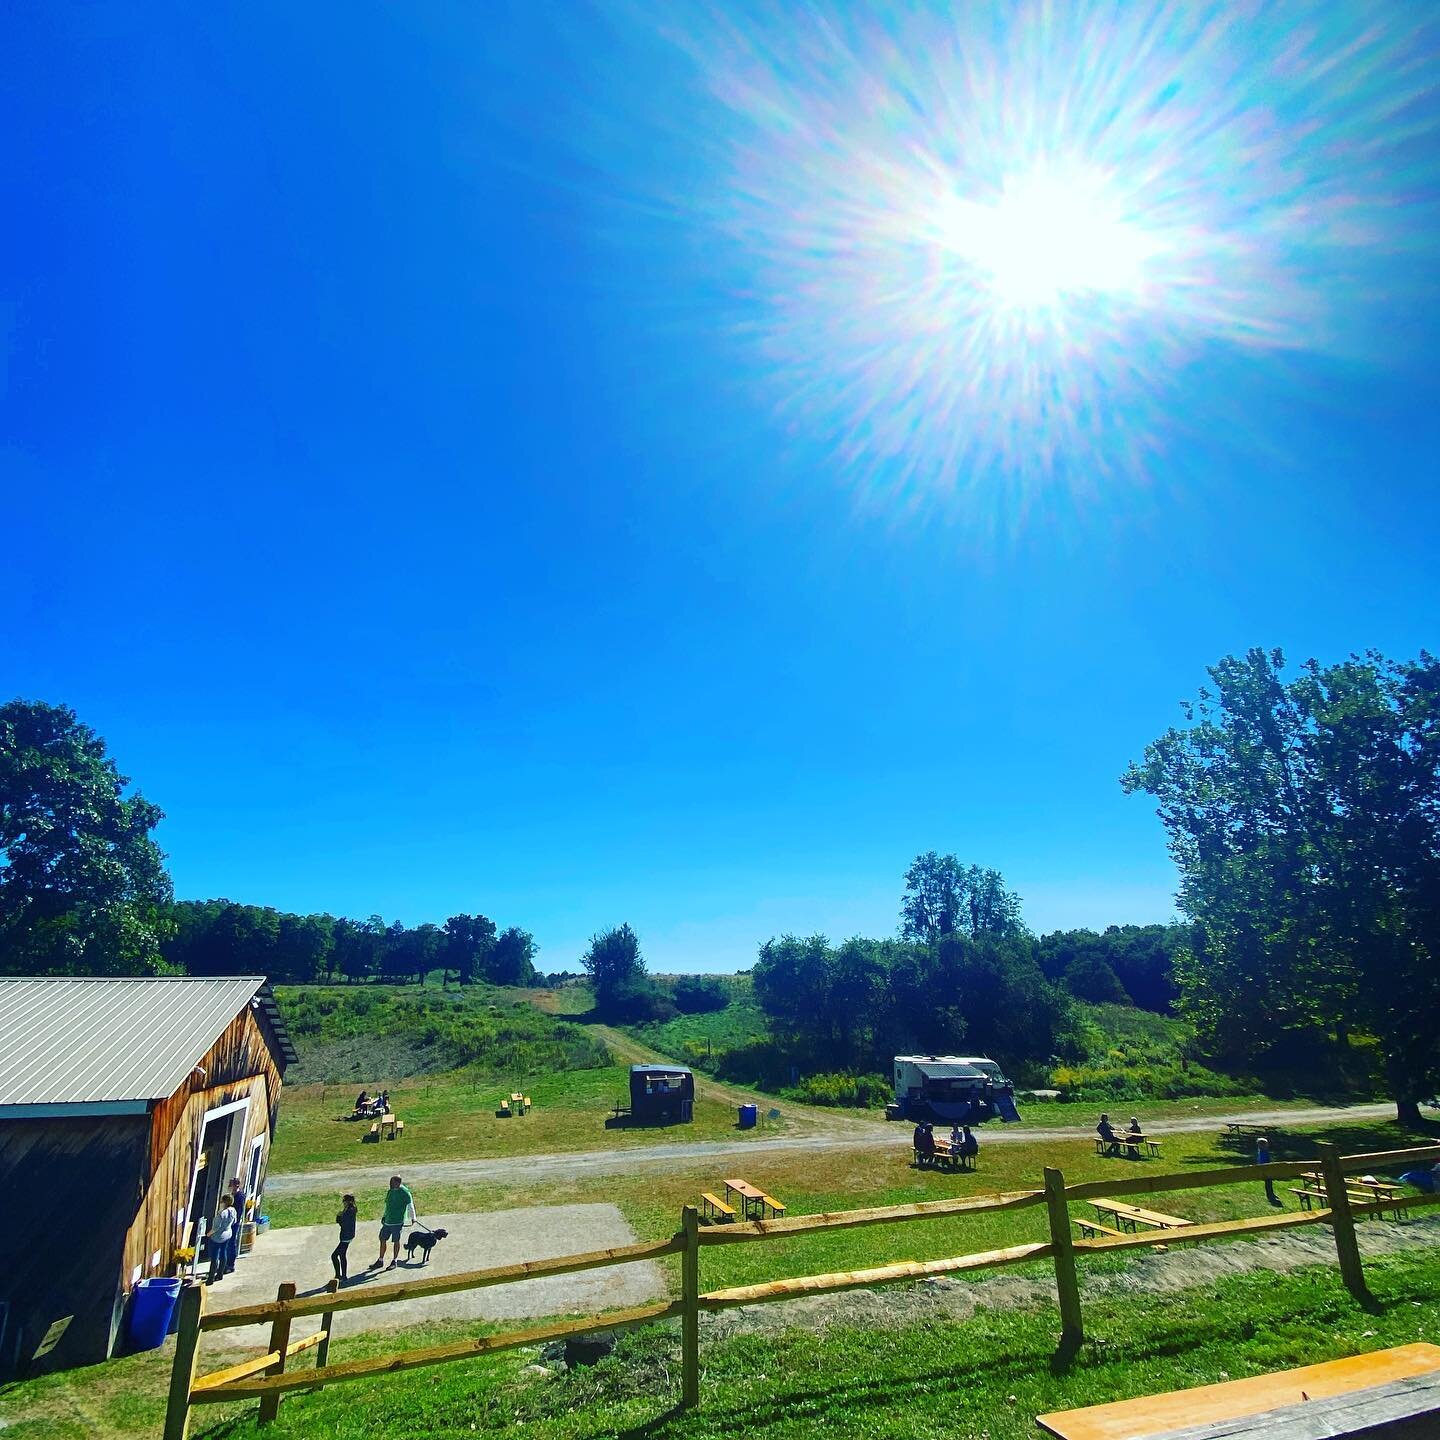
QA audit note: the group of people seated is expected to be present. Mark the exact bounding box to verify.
[1096,1112,1145,1155]
[353,1089,390,1117]
[912,1120,980,1165]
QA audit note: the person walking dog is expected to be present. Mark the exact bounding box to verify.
[371,1176,415,1270]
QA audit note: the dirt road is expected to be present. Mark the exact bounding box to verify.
[267,1101,1397,1196]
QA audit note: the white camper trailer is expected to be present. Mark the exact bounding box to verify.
[888,1054,1020,1124]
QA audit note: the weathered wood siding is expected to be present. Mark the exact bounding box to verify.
[0,1115,149,1373]
[2,1000,288,1375]
[122,1006,283,1301]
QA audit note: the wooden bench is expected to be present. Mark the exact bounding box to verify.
[393,1119,405,1139]
[1038,1342,1440,1438]
[755,1191,786,1218]
[1074,1217,1125,1239]
[700,1191,736,1223]
[1095,1134,1162,1158]
[366,1122,380,1142]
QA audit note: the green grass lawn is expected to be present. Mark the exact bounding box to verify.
[265,1111,1438,1300]
[270,1062,801,1176]
[9,1227,1438,1440]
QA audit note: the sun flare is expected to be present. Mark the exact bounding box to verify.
[943,168,1159,308]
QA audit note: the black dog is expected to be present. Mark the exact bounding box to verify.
[404,1227,448,1264]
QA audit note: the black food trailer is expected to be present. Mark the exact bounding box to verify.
[626,1064,694,1124]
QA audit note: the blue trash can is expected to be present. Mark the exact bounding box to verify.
[738,1103,758,1129]
[128,1278,182,1352]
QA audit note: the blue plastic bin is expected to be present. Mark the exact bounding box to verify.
[738,1103,758,1129]
[128,1277,182,1352]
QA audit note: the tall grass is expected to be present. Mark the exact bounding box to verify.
[277,985,611,1083]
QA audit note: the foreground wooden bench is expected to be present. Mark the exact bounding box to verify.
[700,1191,735,1223]
[755,1191,786,1218]
[1037,1342,1440,1438]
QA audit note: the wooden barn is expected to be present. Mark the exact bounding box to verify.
[0,976,295,1376]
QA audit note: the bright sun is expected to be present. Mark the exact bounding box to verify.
[943,167,1158,307]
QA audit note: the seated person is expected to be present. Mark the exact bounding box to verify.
[913,1122,926,1155]
[1096,1113,1121,1154]
[1125,1116,1143,1153]
[918,1124,937,1160]
[959,1125,979,1160]
[379,1089,391,1112]
[949,1122,962,1151]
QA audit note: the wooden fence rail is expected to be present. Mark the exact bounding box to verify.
[163,1140,1440,1438]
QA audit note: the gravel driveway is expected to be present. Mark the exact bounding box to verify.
[208,1203,665,1350]
[266,1103,1399,1195]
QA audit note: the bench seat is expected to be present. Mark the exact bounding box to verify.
[700,1191,736,1223]
[755,1192,786,1217]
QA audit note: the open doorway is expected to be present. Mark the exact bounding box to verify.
[185,1099,249,1247]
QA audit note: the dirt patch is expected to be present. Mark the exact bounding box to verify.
[208,1204,664,1351]
[700,1214,1440,1341]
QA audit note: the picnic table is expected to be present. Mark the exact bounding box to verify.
[1292,1171,1404,1220]
[1223,1120,1272,1139]
[1082,1198,1192,1237]
[916,1137,976,1171]
[1036,1342,1440,1438]
[1094,1131,1162,1159]
[365,1112,404,1142]
[722,1178,786,1220]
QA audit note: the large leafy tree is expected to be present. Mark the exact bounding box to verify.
[0,699,173,974]
[582,922,646,1012]
[490,926,538,986]
[1123,648,1440,1123]
[899,852,1025,944]
[442,913,497,985]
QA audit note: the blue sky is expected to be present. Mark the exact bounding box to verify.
[5,3,1439,972]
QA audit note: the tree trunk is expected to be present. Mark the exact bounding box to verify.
[1396,1097,1423,1127]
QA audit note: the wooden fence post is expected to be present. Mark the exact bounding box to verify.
[1317,1141,1368,1301]
[1043,1167,1084,1355]
[258,1281,296,1426]
[163,1282,207,1440]
[681,1206,700,1408]
[315,1277,340,1385]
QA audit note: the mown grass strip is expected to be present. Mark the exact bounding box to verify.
[698,1241,1054,1309]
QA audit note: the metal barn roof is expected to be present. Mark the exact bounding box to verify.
[0,976,296,1107]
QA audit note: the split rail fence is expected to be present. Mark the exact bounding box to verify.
[164,1140,1440,1437]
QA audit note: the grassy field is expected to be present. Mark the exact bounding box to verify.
[264,1113,1435,1290]
[270,1061,801,1175]
[8,1200,1438,1440]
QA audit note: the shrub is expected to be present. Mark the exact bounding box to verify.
[672,975,730,1014]
[781,1072,890,1108]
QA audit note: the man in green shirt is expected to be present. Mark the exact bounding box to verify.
[371,1175,414,1270]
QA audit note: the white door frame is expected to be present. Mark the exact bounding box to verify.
[183,1096,252,1239]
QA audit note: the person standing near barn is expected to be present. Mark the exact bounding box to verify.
[332,1193,358,1280]
[207,1192,238,1282]
[371,1175,415,1270]
[1256,1136,1282,1207]
[224,1176,248,1276]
